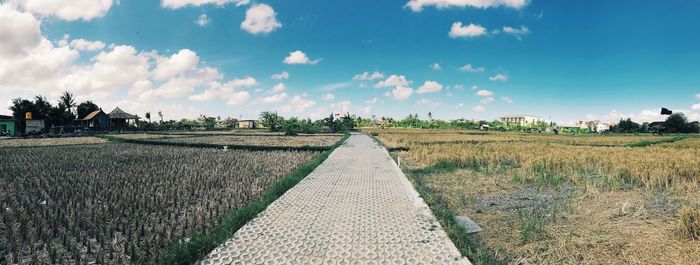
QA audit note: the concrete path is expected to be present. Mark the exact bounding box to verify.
[200,133,470,264]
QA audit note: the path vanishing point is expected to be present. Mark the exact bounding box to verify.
[201,133,471,264]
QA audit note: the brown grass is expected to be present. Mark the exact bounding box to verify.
[370,128,700,264]
[159,135,342,147]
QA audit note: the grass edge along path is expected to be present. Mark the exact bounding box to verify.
[150,133,349,265]
[367,133,504,265]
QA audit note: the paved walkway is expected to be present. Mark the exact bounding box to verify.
[201,134,470,264]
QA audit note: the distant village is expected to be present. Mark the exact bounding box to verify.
[1,92,698,137]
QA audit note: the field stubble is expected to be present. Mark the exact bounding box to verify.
[0,143,319,264]
[368,128,700,264]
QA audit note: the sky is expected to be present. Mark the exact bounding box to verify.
[1,0,700,125]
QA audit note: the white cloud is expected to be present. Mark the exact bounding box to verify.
[196,14,209,26]
[0,3,43,58]
[449,22,487,38]
[416,80,443,94]
[366,98,379,104]
[271,71,289,80]
[501,96,513,103]
[188,77,256,103]
[153,49,200,80]
[262,92,288,103]
[283,50,320,65]
[473,105,486,112]
[458,64,484,73]
[416,98,432,105]
[322,82,351,91]
[692,103,700,111]
[375,74,410,88]
[430,63,441,71]
[241,4,281,35]
[475,89,493,97]
[322,93,335,100]
[456,103,464,109]
[406,0,529,12]
[353,71,385,81]
[489,73,508,81]
[695,93,700,99]
[281,95,316,113]
[384,86,414,101]
[153,67,221,98]
[502,25,530,39]
[69,39,105,51]
[14,0,114,21]
[598,108,699,123]
[480,96,494,104]
[162,0,248,9]
[269,82,285,93]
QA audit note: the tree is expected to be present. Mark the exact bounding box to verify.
[259,111,284,132]
[158,111,163,123]
[665,113,688,133]
[76,101,99,119]
[59,92,76,117]
[612,118,640,133]
[145,112,151,123]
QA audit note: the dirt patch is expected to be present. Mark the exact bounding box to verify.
[478,186,578,213]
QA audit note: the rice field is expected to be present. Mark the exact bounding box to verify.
[0,137,108,148]
[156,135,343,147]
[367,128,700,264]
[0,142,321,264]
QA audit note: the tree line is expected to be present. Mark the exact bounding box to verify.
[609,113,699,133]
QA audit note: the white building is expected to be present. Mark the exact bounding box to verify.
[578,120,610,132]
[499,115,542,126]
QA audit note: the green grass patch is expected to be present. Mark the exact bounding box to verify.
[150,134,349,265]
[627,136,686,147]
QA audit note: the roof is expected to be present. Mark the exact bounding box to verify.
[83,110,106,120]
[0,114,13,120]
[108,107,138,119]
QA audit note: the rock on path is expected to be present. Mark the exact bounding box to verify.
[200,133,470,264]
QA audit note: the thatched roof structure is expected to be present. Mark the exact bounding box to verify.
[83,110,107,120]
[108,107,138,119]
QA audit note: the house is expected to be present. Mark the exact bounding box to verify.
[499,115,541,126]
[648,121,666,132]
[108,107,139,130]
[238,120,258,129]
[83,109,110,130]
[578,120,611,132]
[0,115,15,136]
[480,124,490,131]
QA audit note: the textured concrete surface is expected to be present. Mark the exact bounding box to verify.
[200,133,470,264]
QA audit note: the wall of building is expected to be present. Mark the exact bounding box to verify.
[0,120,15,135]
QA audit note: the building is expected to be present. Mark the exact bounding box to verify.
[238,120,258,129]
[83,109,110,130]
[26,120,45,133]
[108,107,139,130]
[499,115,541,126]
[480,124,490,131]
[0,115,15,136]
[578,120,610,132]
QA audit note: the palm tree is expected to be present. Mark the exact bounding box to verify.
[158,111,163,123]
[145,112,151,123]
[59,92,76,115]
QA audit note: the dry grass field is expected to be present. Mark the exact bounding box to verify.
[0,142,322,264]
[366,128,700,265]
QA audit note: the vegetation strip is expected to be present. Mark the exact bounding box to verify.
[152,134,349,265]
[367,134,501,265]
[100,135,334,152]
[627,136,687,147]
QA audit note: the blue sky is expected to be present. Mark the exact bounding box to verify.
[1,0,700,124]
